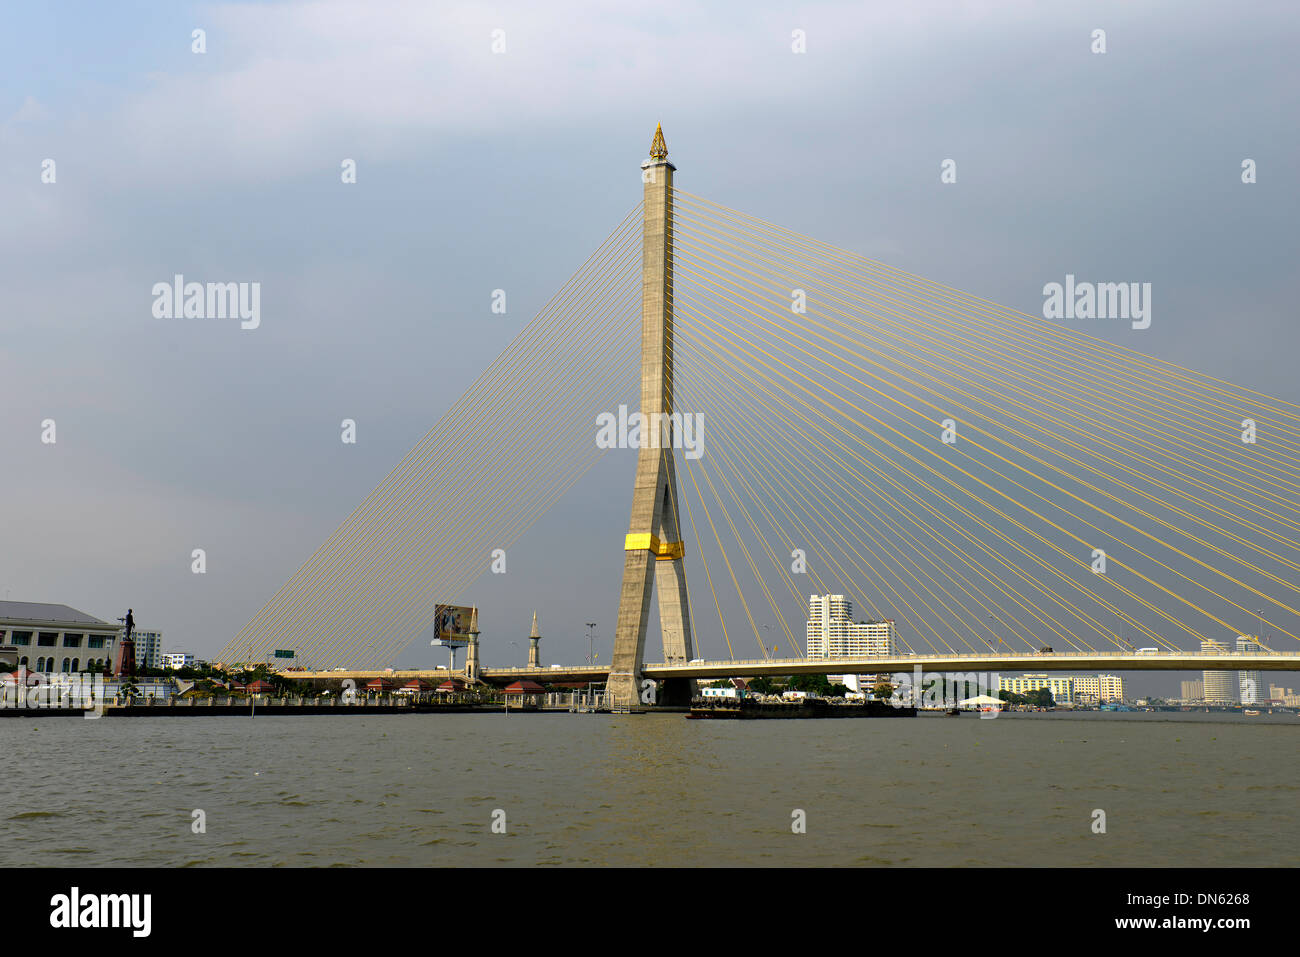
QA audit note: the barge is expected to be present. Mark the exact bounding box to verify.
[687,697,916,719]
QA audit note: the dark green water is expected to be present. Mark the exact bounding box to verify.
[3,711,1296,866]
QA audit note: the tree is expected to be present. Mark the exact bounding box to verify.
[748,676,776,695]
[118,676,140,701]
[872,681,895,700]
[788,673,831,695]
[267,672,294,696]
[707,679,732,689]
[1026,688,1055,708]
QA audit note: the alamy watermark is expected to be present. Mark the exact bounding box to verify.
[2,668,106,718]
[1042,274,1150,330]
[595,404,703,460]
[888,667,1004,714]
[152,274,261,330]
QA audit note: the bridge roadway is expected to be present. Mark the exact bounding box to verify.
[283,650,1300,685]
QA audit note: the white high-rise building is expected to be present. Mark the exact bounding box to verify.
[805,596,894,658]
[133,629,163,670]
[805,595,894,692]
[1236,635,1263,704]
[1201,638,1236,704]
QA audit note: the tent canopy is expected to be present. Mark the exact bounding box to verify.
[958,694,1005,706]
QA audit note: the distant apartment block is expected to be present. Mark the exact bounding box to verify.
[1200,638,1236,704]
[1181,679,1204,701]
[162,652,196,670]
[133,629,163,670]
[1076,674,1125,703]
[1236,635,1263,705]
[999,674,1076,705]
[1268,684,1300,707]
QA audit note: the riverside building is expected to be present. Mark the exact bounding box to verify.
[162,652,196,670]
[0,601,121,674]
[1075,674,1125,704]
[999,674,1076,705]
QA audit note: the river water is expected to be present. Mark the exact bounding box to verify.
[4,710,1296,866]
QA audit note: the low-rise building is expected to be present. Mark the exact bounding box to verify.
[0,601,121,674]
[162,652,196,670]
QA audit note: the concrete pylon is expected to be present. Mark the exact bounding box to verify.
[606,125,696,710]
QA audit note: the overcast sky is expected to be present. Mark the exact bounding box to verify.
[2,1,1297,694]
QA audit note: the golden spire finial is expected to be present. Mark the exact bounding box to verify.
[649,122,668,160]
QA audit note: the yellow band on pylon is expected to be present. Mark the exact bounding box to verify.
[624,533,685,560]
[624,533,659,552]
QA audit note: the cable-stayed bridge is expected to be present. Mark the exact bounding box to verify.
[219,127,1300,704]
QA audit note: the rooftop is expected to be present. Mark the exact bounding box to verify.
[0,601,118,628]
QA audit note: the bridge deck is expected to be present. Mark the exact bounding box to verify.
[282,651,1300,684]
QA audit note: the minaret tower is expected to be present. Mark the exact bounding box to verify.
[528,611,542,668]
[464,606,481,682]
[606,124,697,709]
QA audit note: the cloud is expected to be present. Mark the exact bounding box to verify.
[4,95,50,127]
[93,0,1056,185]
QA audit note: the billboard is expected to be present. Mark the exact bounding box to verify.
[433,605,474,647]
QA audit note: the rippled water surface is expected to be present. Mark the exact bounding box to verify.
[3,710,1297,866]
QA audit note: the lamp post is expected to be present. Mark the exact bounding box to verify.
[585,622,597,666]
